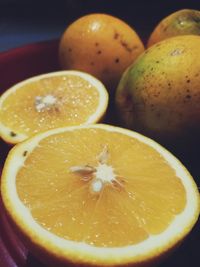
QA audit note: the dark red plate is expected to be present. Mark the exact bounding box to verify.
[0,40,199,267]
[0,40,59,267]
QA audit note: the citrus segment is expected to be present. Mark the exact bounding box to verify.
[0,71,108,144]
[1,124,199,266]
[16,128,187,244]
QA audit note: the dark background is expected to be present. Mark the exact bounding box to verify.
[0,0,199,52]
[0,1,200,267]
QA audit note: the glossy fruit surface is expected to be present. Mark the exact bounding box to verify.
[59,13,144,92]
[116,35,200,144]
[148,9,200,47]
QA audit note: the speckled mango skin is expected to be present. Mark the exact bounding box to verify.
[59,13,144,92]
[148,9,200,47]
[115,35,200,144]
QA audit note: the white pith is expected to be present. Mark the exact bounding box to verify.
[95,163,115,183]
[90,163,116,193]
[0,122,27,142]
[1,124,199,264]
[35,94,57,112]
[0,70,108,143]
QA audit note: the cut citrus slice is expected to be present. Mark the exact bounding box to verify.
[1,124,199,267]
[0,71,108,144]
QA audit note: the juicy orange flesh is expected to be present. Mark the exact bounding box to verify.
[0,75,99,135]
[16,128,186,247]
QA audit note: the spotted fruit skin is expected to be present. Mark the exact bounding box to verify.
[115,35,200,144]
[59,13,144,92]
[148,9,200,47]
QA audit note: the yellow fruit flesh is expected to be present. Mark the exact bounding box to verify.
[0,75,99,135]
[16,128,186,247]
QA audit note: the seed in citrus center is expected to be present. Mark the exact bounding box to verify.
[70,146,122,194]
[90,178,103,193]
[1,124,199,267]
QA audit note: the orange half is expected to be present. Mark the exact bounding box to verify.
[0,71,108,144]
[1,124,199,266]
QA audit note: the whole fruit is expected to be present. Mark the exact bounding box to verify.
[148,9,200,47]
[59,13,144,93]
[115,35,200,144]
